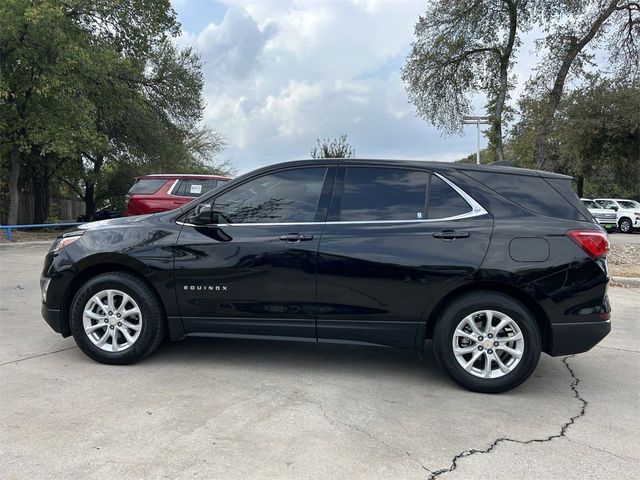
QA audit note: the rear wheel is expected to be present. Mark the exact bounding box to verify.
[619,218,633,234]
[70,272,165,364]
[433,292,541,393]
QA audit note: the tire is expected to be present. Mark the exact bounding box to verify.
[433,292,541,393]
[70,272,166,365]
[619,218,633,234]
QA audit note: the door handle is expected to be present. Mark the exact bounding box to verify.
[433,230,470,240]
[279,233,314,243]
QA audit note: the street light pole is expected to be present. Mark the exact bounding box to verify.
[463,115,491,165]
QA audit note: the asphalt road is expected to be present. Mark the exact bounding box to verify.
[1,245,638,479]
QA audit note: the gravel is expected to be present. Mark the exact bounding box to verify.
[608,244,640,277]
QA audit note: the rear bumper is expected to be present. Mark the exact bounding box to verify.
[548,320,611,356]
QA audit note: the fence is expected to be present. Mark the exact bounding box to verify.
[0,194,85,225]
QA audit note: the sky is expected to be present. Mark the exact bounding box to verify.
[171,0,540,173]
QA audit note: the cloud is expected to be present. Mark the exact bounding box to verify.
[191,6,277,82]
[176,0,501,173]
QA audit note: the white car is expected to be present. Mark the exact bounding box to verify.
[581,199,617,233]
[593,198,640,233]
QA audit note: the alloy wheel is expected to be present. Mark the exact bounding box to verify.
[82,289,143,352]
[620,219,631,233]
[452,310,525,379]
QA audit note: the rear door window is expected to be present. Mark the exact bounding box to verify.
[128,179,167,194]
[338,167,430,221]
[427,176,472,218]
[596,200,616,209]
[335,167,472,221]
[174,179,221,197]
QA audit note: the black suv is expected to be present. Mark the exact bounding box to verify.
[41,159,611,393]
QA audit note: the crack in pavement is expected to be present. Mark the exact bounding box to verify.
[299,394,431,473]
[0,346,78,366]
[595,345,640,354]
[427,355,587,479]
[563,437,633,461]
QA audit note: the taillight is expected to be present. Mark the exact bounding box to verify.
[567,230,609,258]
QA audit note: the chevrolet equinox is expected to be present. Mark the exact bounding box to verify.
[41,159,611,393]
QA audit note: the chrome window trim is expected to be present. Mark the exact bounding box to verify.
[167,179,181,197]
[433,172,488,219]
[176,171,488,228]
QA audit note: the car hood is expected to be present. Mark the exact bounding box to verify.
[77,214,154,231]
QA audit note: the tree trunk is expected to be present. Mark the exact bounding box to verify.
[7,145,21,225]
[576,176,584,198]
[533,0,618,170]
[83,154,103,221]
[32,174,50,224]
[488,0,518,163]
[31,151,52,224]
[84,182,96,221]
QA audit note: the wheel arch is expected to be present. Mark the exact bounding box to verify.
[421,281,552,353]
[59,258,166,337]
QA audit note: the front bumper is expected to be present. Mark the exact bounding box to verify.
[548,320,611,356]
[42,304,64,334]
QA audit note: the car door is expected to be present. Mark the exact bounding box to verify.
[316,166,493,348]
[174,165,335,339]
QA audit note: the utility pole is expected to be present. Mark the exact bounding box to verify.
[463,116,491,164]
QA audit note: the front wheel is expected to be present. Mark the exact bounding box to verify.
[433,292,541,393]
[619,218,633,234]
[70,272,166,364]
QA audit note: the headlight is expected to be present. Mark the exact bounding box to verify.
[50,232,84,252]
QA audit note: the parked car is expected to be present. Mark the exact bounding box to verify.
[77,204,121,223]
[580,199,616,233]
[593,198,640,233]
[41,159,610,393]
[123,174,231,216]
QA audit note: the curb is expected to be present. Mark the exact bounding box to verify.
[0,240,53,250]
[611,276,640,288]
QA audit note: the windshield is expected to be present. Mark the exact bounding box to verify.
[582,200,598,208]
[618,200,640,209]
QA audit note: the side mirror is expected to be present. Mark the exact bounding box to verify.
[610,206,618,212]
[187,204,214,225]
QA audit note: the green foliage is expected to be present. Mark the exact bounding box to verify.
[0,0,228,221]
[511,78,640,199]
[402,0,532,161]
[310,135,356,159]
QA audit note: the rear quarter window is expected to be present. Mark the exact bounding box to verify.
[464,171,587,221]
[128,179,167,194]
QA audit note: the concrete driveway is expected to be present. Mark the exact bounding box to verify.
[1,245,638,479]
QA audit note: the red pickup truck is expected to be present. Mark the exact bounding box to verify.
[124,174,231,216]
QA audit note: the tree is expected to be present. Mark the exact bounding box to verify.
[0,0,104,223]
[530,0,640,169]
[310,135,356,159]
[402,0,533,162]
[511,77,640,198]
[1,0,228,223]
